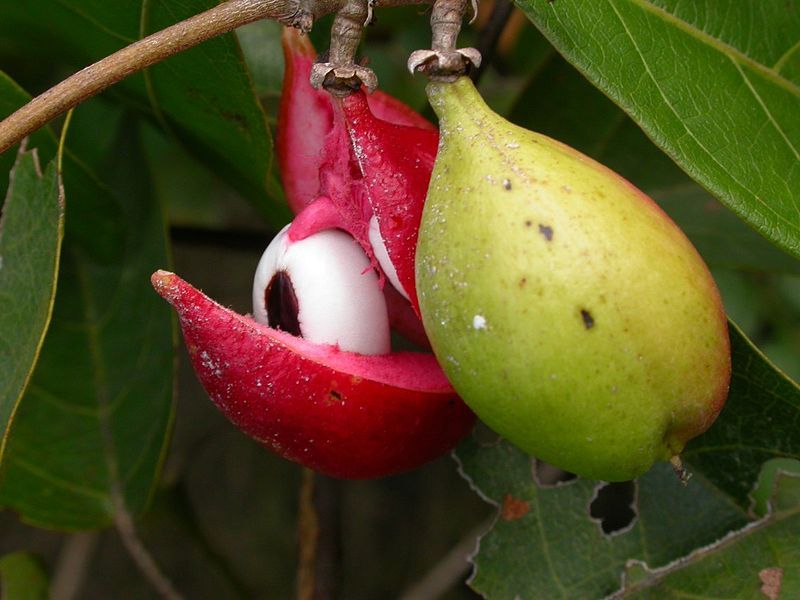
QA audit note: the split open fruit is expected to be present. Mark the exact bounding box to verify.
[150,30,474,479]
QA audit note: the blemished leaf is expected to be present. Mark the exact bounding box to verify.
[516,0,800,258]
[0,101,175,529]
[457,325,799,598]
[0,552,49,600]
[509,52,800,274]
[456,440,747,598]
[617,462,800,598]
[0,0,289,225]
[0,144,64,465]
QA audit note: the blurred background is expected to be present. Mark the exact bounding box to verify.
[0,2,798,598]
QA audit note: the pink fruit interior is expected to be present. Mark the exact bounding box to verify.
[277,27,436,217]
[151,270,475,479]
[277,28,333,214]
[340,93,439,313]
[152,270,453,392]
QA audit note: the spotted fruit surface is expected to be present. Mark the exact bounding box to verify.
[416,77,731,481]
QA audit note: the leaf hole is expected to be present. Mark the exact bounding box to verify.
[589,481,637,536]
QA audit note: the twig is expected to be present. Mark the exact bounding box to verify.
[399,521,490,600]
[0,0,446,155]
[470,0,514,84]
[297,469,342,600]
[0,0,305,155]
[113,492,185,600]
[170,482,254,598]
[50,532,99,600]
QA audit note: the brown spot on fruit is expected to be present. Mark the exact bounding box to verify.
[519,277,527,288]
[330,389,342,401]
[524,220,532,227]
[538,224,554,241]
[759,567,783,600]
[501,494,530,521]
[580,309,595,330]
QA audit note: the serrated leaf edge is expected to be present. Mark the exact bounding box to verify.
[607,467,800,599]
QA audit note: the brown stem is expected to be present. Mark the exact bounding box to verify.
[113,494,184,600]
[430,0,469,52]
[0,0,310,155]
[329,0,369,65]
[407,0,479,80]
[297,469,342,600]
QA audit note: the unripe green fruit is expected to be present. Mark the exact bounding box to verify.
[417,77,731,481]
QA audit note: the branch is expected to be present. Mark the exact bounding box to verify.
[399,520,490,600]
[297,469,342,600]
[0,0,467,153]
[50,532,99,600]
[113,489,184,600]
[0,0,309,155]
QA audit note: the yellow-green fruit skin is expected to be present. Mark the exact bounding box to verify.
[417,78,731,481]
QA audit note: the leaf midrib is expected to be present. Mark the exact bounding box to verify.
[618,0,800,98]
[73,249,125,516]
[604,0,800,242]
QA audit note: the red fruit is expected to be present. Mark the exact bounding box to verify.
[152,271,474,479]
[278,26,439,320]
[340,93,438,313]
[152,28,467,479]
[277,28,436,215]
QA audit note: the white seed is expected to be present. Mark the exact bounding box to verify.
[252,225,391,355]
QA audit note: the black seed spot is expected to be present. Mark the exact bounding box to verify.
[503,179,512,190]
[538,224,554,241]
[590,481,637,535]
[266,271,301,336]
[580,309,595,330]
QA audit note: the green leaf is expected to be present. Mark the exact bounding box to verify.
[516,0,800,258]
[0,104,175,530]
[0,144,65,465]
[509,52,800,274]
[457,324,799,597]
[617,463,800,598]
[0,73,55,201]
[237,20,285,102]
[684,324,800,508]
[0,552,48,600]
[457,440,747,598]
[0,0,289,225]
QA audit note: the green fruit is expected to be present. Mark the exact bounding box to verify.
[416,77,731,481]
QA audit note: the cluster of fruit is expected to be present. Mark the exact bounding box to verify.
[152,28,730,482]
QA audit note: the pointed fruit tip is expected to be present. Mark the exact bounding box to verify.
[150,270,179,303]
